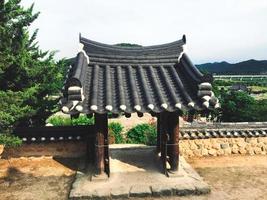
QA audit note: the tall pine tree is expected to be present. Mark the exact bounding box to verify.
[0,0,67,133]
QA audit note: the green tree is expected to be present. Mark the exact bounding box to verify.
[0,0,67,133]
[126,123,157,145]
[218,91,261,122]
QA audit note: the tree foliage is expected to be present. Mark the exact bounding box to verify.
[0,0,67,133]
[108,122,124,144]
[219,91,256,122]
[211,81,267,122]
[0,134,22,147]
[126,123,157,145]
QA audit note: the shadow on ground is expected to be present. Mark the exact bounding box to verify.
[110,147,162,173]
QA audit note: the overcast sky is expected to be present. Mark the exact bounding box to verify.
[21,0,267,64]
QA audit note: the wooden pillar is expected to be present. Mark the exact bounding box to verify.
[159,112,168,175]
[104,118,110,177]
[167,112,180,171]
[156,114,161,153]
[94,113,108,175]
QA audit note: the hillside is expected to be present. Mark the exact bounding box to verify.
[196,59,267,75]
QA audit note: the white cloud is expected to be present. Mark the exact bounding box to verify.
[21,0,267,63]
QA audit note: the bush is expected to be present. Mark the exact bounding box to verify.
[0,134,22,148]
[47,116,72,126]
[108,122,124,144]
[47,115,94,126]
[72,115,94,125]
[126,123,157,145]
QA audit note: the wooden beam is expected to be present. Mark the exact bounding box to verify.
[167,112,180,171]
[94,113,108,175]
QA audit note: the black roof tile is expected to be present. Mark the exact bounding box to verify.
[61,35,218,115]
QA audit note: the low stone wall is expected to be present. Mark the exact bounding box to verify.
[1,141,87,158]
[180,137,267,157]
[1,122,267,159]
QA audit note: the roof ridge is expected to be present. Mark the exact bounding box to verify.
[80,36,185,52]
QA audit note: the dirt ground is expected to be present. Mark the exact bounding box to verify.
[141,155,267,200]
[0,155,267,200]
[0,157,79,200]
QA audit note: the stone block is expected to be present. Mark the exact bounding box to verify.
[193,149,202,157]
[258,137,267,144]
[201,149,208,156]
[129,185,151,197]
[195,139,203,145]
[232,146,239,154]
[238,148,247,155]
[212,143,221,150]
[217,138,228,143]
[224,148,232,155]
[257,142,265,148]
[111,186,129,199]
[254,147,262,155]
[174,182,196,196]
[247,148,255,155]
[190,143,198,150]
[208,149,217,156]
[203,141,212,149]
[261,146,267,152]
[217,149,224,156]
[220,143,229,149]
[91,173,108,182]
[92,188,111,200]
[193,181,211,195]
[151,184,173,197]
[246,138,258,146]
[188,140,196,146]
[237,141,247,148]
[185,149,194,157]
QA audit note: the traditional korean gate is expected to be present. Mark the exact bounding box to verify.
[61,34,218,178]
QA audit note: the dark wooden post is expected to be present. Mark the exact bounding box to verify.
[160,112,168,175]
[156,114,161,153]
[94,113,108,175]
[167,112,180,171]
[104,118,110,177]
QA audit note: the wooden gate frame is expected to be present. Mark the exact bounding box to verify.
[93,111,179,177]
[157,112,180,176]
[94,113,110,177]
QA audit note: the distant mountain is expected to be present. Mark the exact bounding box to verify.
[196,59,267,75]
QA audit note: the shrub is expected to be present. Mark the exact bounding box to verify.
[72,115,94,125]
[126,123,157,145]
[0,134,22,148]
[47,115,94,126]
[47,116,72,126]
[108,122,124,144]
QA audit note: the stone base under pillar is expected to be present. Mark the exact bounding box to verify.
[69,144,210,199]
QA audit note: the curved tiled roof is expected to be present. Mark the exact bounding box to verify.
[61,35,219,115]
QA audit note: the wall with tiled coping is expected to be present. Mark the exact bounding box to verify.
[180,122,267,157]
[0,141,87,158]
[180,137,267,157]
[1,122,267,158]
